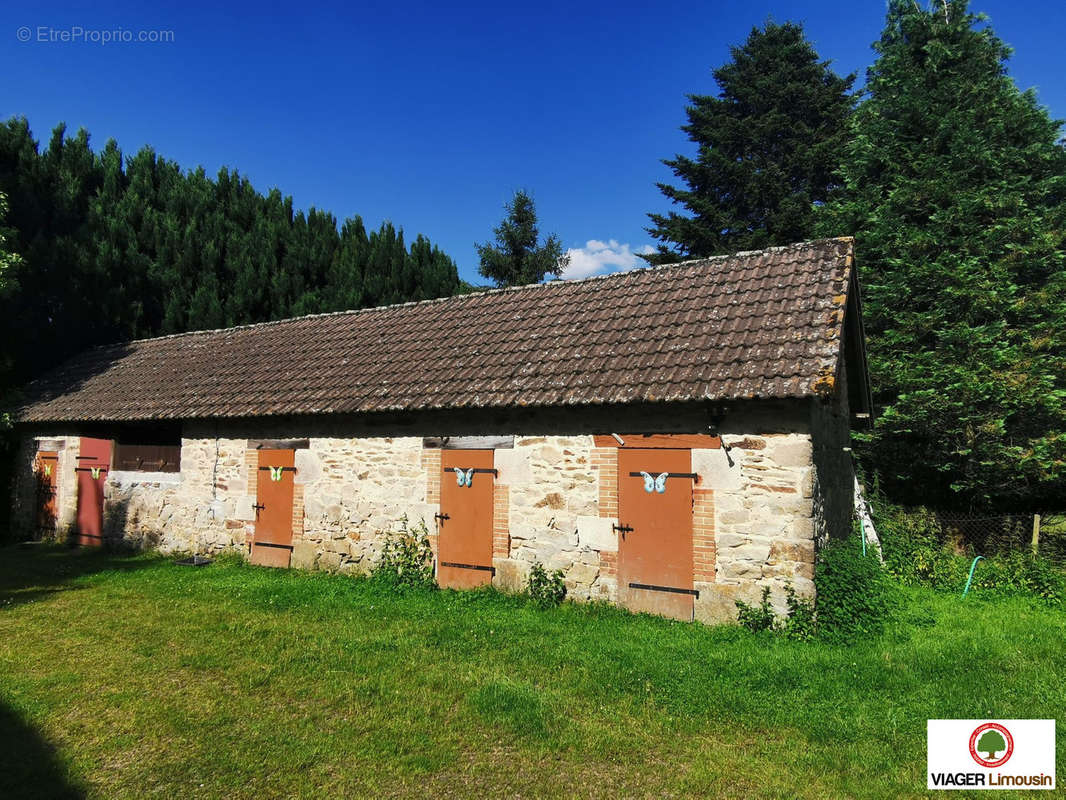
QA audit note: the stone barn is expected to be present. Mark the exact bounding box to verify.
[11,238,871,623]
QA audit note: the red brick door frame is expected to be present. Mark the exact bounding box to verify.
[617,448,696,621]
[438,449,495,589]
[250,448,296,567]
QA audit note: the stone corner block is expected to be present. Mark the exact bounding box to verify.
[575,515,617,552]
[492,558,526,593]
[494,449,532,486]
[692,447,741,491]
[294,449,322,485]
[693,582,766,626]
[403,503,438,531]
[291,540,319,571]
[234,495,257,522]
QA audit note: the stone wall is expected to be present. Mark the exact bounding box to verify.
[493,436,611,602]
[11,398,851,625]
[287,436,434,574]
[102,437,253,554]
[696,434,816,621]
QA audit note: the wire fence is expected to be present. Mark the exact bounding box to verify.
[933,511,1066,567]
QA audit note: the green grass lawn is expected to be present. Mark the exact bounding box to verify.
[0,546,1062,799]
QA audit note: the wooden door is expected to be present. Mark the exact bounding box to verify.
[35,451,59,537]
[250,449,296,567]
[617,448,696,621]
[438,450,495,589]
[75,438,111,547]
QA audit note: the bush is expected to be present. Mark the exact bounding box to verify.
[527,561,566,608]
[815,538,896,643]
[735,587,776,633]
[878,505,967,590]
[372,516,436,590]
[876,503,1065,605]
[735,583,817,639]
[781,584,817,641]
[970,551,1065,605]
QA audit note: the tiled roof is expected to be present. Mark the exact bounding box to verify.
[16,238,857,423]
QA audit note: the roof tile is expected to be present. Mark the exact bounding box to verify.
[17,238,855,423]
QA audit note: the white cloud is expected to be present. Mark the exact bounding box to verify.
[558,239,655,280]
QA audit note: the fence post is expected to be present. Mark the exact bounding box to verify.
[1031,514,1041,556]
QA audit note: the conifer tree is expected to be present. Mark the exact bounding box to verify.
[0,191,21,296]
[646,21,855,262]
[476,190,567,286]
[823,0,1066,508]
[0,117,463,388]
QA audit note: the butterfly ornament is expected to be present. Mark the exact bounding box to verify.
[90,467,102,480]
[453,467,474,488]
[639,471,669,494]
[43,464,52,477]
[269,466,284,482]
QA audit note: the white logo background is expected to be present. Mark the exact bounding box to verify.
[928,719,1055,791]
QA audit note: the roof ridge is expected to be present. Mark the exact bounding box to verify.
[90,237,852,351]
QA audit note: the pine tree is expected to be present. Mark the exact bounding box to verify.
[476,190,567,286]
[327,215,369,312]
[0,116,462,387]
[822,0,1066,508]
[0,191,21,296]
[646,21,855,262]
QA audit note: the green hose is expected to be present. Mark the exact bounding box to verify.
[962,556,984,598]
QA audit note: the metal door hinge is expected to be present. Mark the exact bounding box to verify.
[629,582,700,598]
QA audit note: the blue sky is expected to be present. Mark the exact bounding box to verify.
[2,1,1063,284]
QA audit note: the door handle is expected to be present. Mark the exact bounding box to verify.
[253,502,265,519]
[434,512,449,525]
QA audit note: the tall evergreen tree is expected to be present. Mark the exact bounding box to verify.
[475,190,567,286]
[822,0,1066,509]
[0,191,21,298]
[0,117,463,389]
[646,21,855,262]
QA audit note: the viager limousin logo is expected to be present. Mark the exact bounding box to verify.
[928,720,1055,790]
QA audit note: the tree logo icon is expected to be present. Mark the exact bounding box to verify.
[968,722,1014,767]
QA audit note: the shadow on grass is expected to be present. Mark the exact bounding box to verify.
[0,700,85,799]
[0,542,155,611]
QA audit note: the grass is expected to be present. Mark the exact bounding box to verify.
[0,545,1063,799]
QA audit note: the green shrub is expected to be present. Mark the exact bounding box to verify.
[372,516,435,590]
[735,587,776,633]
[970,551,1064,605]
[815,538,896,643]
[876,503,1065,605]
[878,505,967,590]
[735,583,815,640]
[527,561,566,608]
[781,584,817,641]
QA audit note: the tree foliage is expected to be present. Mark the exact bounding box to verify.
[0,118,462,389]
[0,191,20,297]
[475,190,567,286]
[822,0,1066,510]
[646,21,855,263]
[976,729,1007,759]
